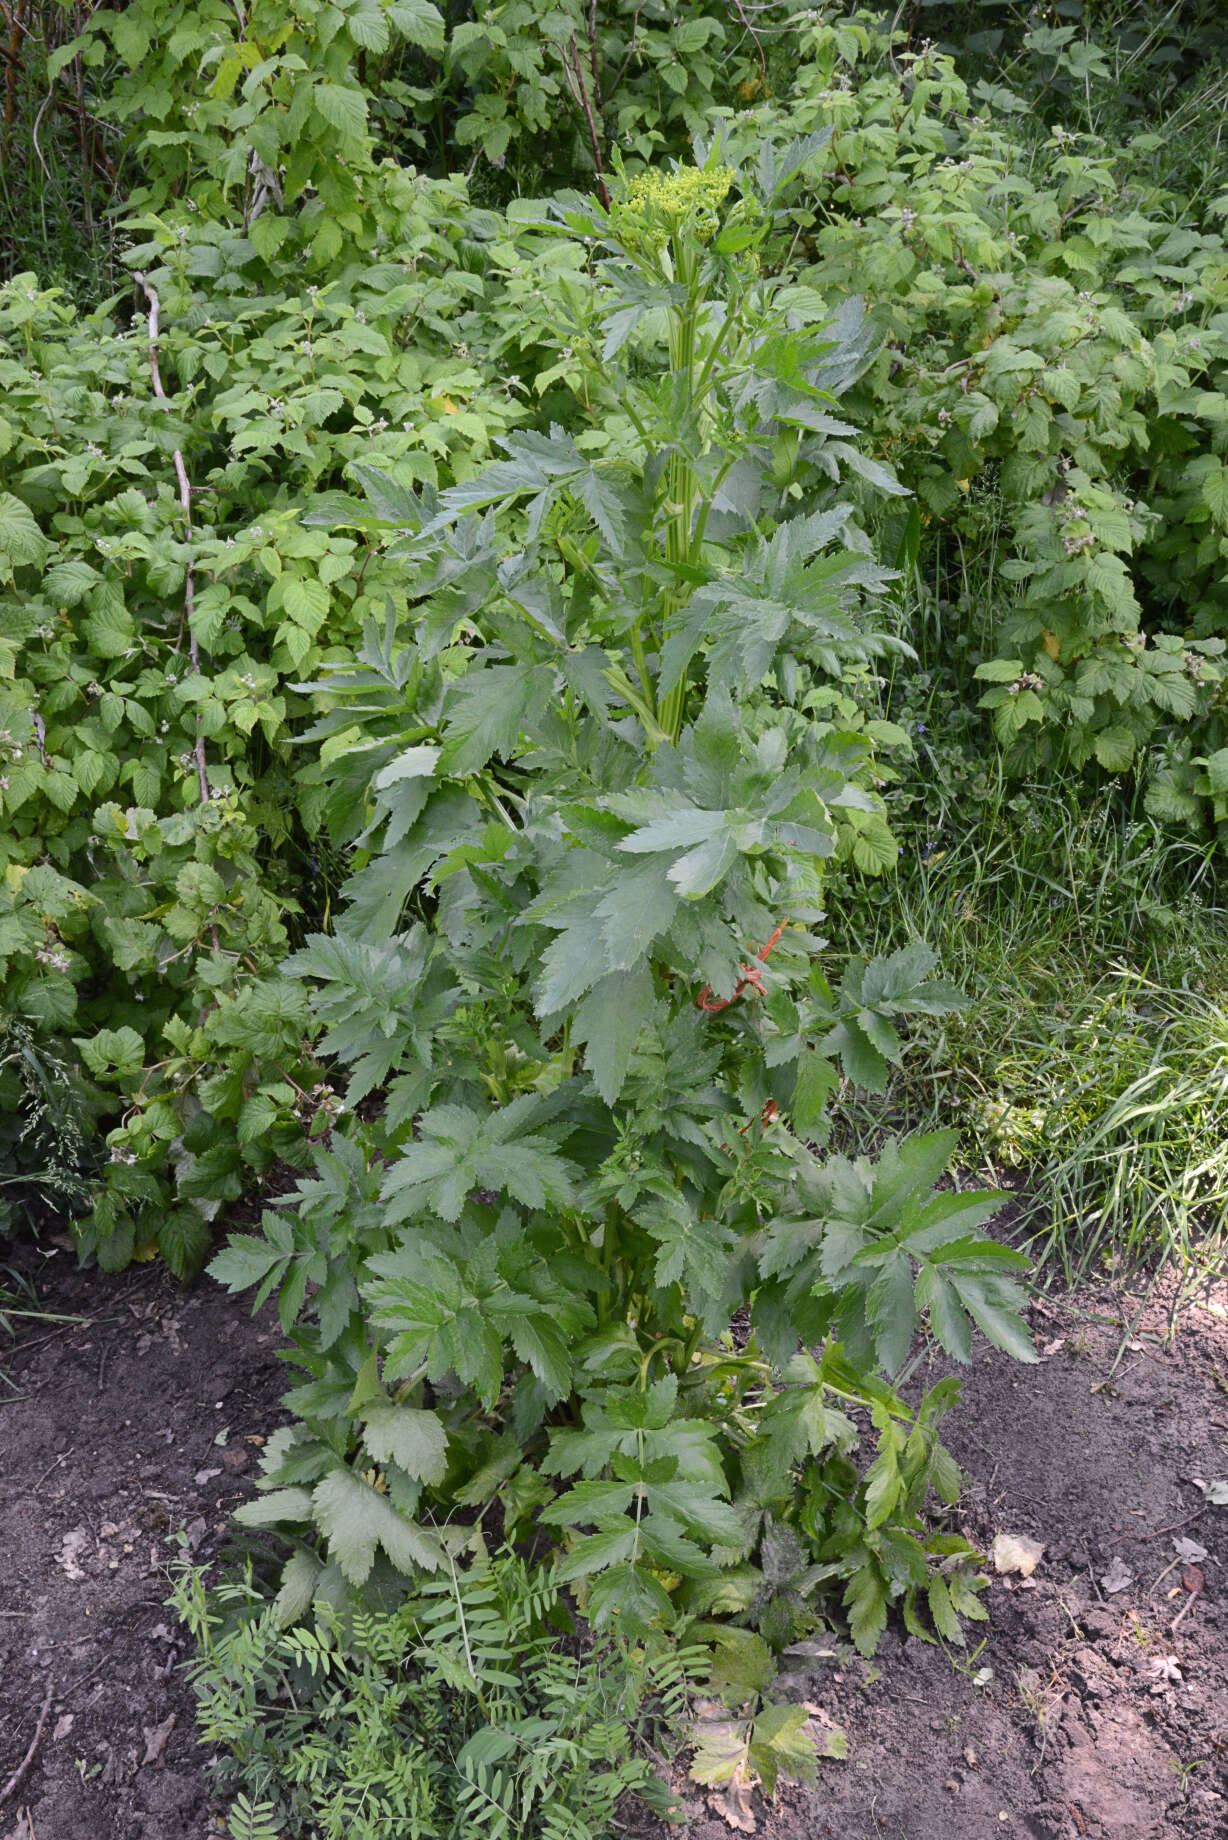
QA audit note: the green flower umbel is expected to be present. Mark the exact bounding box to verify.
[617,163,736,247]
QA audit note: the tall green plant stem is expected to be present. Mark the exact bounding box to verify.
[658,235,701,744]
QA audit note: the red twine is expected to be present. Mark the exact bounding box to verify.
[696,923,785,1014]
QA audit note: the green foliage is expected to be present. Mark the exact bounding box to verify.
[704,15,1228,830]
[929,0,1228,205]
[210,152,1029,1671]
[3,0,1225,1278]
[68,0,792,217]
[0,134,533,1264]
[172,1548,695,1839]
[0,1011,96,1229]
[419,0,789,191]
[73,0,446,255]
[841,722,1228,1283]
[5,14,1226,1817]
[0,5,127,297]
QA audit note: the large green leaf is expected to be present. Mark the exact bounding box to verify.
[312,1468,443,1585]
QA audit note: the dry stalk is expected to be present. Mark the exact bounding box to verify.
[133,269,220,949]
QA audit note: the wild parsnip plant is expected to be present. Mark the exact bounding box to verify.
[211,152,1034,1687]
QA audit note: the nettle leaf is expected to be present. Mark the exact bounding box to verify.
[642,1197,738,1309]
[75,1025,145,1079]
[387,0,445,53]
[0,490,48,576]
[845,1561,888,1657]
[750,1702,820,1795]
[1201,464,1228,528]
[438,662,556,774]
[756,1131,1029,1373]
[282,575,330,630]
[312,83,368,141]
[865,1249,918,1378]
[366,1262,507,1407]
[233,1487,316,1530]
[793,1052,839,1137]
[507,1314,574,1400]
[272,1550,323,1628]
[347,2,391,52]
[597,856,680,968]
[207,1222,293,1306]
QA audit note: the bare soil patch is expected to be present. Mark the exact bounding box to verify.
[1,1253,1225,1840]
[0,1250,285,1840]
[674,1272,1228,1840]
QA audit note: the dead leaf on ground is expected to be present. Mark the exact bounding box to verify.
[1147,1655,1183,1689]
[1173,1536,1209,1565]
[709,1767,757,1833]
[55,1527,91,1580]
[1101,1556,1133,1594]
[141,1712,176,1765]
[992,1533,1044,1577]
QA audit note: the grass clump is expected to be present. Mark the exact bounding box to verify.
[838,710,1228,1285]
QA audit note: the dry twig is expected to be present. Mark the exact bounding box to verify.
[0,1680,53,1806]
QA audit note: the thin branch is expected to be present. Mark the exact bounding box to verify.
[587,0,602,110]
[610,2,645,95]
[566,34,610,207]
[133,274,220,942]
[0,1678,53,1805]
[2,0,26,150]
[71,2,92,238]
[730,0,767,78]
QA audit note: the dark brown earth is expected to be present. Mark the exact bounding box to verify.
[0,1248,286,1840]
[672,1269,1228,1840]
[1,1249,1226,1840]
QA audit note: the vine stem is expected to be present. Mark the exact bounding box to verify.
[134,270,219,950]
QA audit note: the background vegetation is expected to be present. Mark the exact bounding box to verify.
[2,0,1227,1831]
